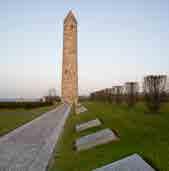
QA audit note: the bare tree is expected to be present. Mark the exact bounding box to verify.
[48,88,57,97]
[166,77,169,101]
[113,86,124,104]
[143,75,167,112]
[104,88,112,103]
[125,82,139,107]
[44,88,60,103]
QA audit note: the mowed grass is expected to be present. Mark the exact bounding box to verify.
[0,104,57,137]
[49,101,169,171]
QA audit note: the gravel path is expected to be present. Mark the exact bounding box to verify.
[0,104,71,171]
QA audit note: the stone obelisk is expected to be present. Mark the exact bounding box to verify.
[61,11,78,104]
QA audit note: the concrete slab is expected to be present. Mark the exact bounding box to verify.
[76,119,101,132]
[77,103,82,107]
[76,106,88,114]
[93,154,155,171]
[75,129,118,151]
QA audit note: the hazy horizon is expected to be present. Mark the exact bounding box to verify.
[0,0,169,98]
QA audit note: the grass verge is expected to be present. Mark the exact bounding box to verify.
[0,104,58,137]
[49,101,169,171]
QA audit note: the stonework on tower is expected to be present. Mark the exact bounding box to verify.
[61,11,78,104]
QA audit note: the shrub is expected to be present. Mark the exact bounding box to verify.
[0,102,53,109]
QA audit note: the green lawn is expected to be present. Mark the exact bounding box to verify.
[49,101,169,171]
[0,104,57,137]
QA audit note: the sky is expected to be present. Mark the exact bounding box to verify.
[0,0,169,98]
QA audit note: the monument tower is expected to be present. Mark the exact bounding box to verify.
[61,11,78,104]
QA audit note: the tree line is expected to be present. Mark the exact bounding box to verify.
[90,75,169,112]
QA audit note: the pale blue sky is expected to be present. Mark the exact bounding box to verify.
[0,0,169,98]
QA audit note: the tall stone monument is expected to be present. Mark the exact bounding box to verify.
[61,11,78,104]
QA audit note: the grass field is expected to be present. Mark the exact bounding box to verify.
[0,104,57,137]
[49,101,169,171]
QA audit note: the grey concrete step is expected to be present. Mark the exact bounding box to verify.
[93,154,155,171]
[76,118,101,132]
[76,105,88,114]
[75,128,118,151]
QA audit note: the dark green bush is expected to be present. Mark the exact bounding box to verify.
[0,102,53,109]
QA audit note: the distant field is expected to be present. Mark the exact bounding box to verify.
[0,104,58,137]
[49,101,169,171]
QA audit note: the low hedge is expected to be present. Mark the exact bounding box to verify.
[0,102,53,109]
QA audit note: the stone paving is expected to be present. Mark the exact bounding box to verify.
[0,104,71,171]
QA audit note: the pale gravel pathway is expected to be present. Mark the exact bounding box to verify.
[0,104,71,171]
